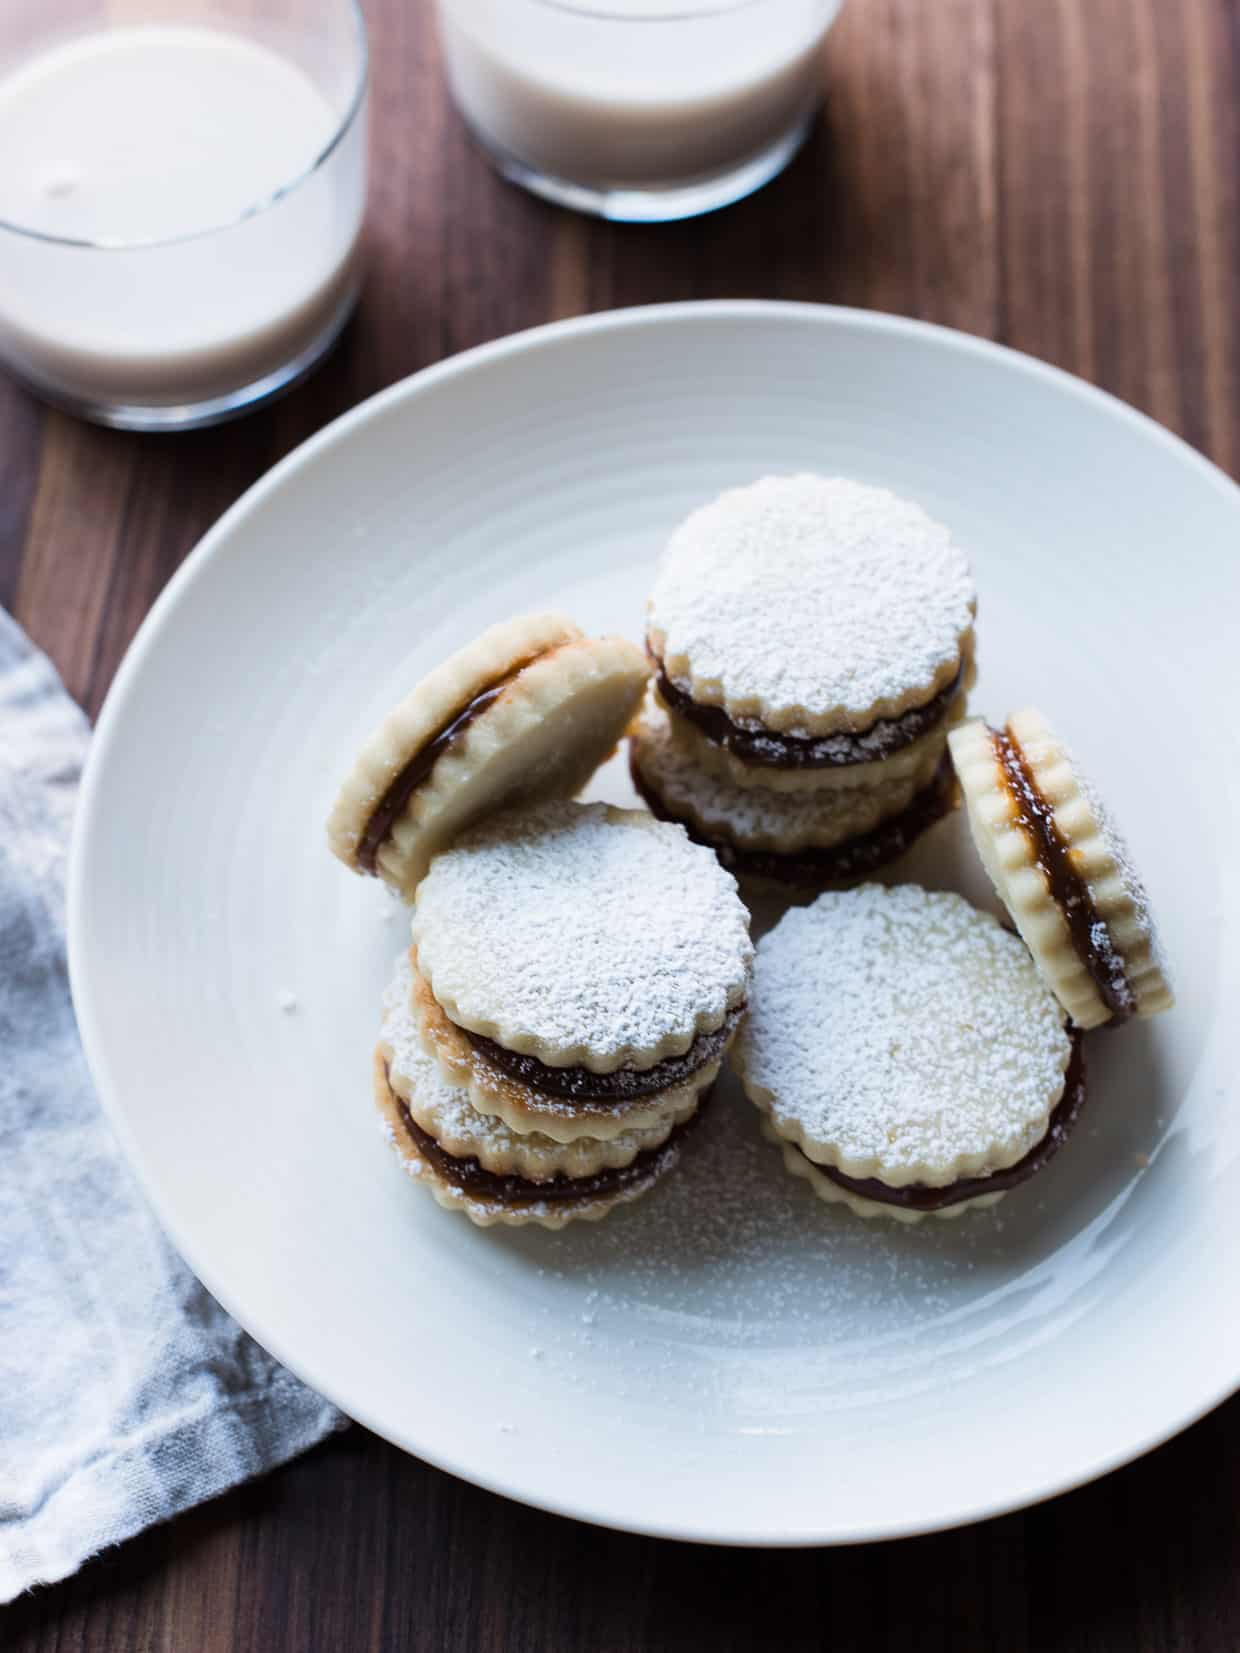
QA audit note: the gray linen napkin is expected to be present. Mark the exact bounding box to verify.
[0,607,343,1602]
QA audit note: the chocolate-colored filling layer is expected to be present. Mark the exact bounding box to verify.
[991,726,1133,1020]
[803,1031,1086,1212]
[466,1002,745,1102]
[394,1085,709,1209]
[356,652,545,874]
[652,653,963,771]
[631,750,958,888]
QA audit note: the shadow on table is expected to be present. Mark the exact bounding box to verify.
[5,1391,1238,1652]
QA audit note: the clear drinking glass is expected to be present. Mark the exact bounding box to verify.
[0,0,367,429]
[436,0,842,222]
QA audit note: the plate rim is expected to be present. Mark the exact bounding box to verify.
[67,299,1240,1546]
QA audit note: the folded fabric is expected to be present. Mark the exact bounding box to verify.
[0,606,343,1602]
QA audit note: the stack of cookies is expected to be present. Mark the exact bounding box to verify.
[329,615,752,1228]
[632,475,977,887]
[328,483,1175,1235]
[625,474,1172,1221]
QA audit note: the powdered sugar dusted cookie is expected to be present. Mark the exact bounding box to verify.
[646,476,976,740]
[380,950,693,1174]
[412,797,753,1072]
[734,885,1080,1221]
[408,953,715,1143]
[373,1046,706,1230]
[949,709,1174,1030]
[328,613,648,897]
[629,692,958,887]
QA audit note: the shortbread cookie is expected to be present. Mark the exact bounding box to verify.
[380,950,692,1175]
[328,613,648,896]
[949,710,1173,1030]
[409,955,717,1142]
[631,692,951,852]
[374,1049,709,1230]
[412,798,752,1074]
[734,885,1079,1221]
[760,1118,1004,1224]
[631,697,958,888]
[655,669,974,794]
[646,476,976,742]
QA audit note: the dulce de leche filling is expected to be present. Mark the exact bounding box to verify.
[801,1031,1087,1212]
[990,725,1133,1020]
[631,750,958,888]
[651,651,963,771]
[356,649,550,874]
[465,1001,746,1102]
[393,1081,709,1208]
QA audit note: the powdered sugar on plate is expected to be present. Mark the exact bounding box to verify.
[736,884,1072,1185]
[647,475,976,730]
[412,799,753,1071]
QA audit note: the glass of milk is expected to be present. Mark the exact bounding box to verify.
[0,1,367,429]
[436,0,842,222]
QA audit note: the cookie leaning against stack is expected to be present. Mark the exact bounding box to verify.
[328,614,752,1227]
[328,611,648,897]
[635,475,977,886]
[949,708,1173,1028]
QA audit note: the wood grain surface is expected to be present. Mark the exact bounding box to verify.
[4,0,1238,1646]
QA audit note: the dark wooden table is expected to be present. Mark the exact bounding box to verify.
[5,1,1238,1646]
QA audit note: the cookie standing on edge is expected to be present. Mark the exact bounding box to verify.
[375,951,710,1228]
[641,475,976,883]
[734,885,1081,1224]
[949,708,1174,1029]
[411,798,753,1145]
[327,612,649,897]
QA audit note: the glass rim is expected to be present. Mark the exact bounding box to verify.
[529,0,776,21]
[0,0,368,252]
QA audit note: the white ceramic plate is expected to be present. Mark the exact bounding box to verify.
[70,302,1240,1545]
